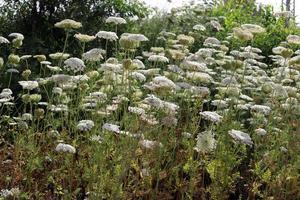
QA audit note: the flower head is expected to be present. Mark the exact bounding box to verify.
[18,81,39,90]
[55,19,82,29]
[106,16,127,25]
[228,129,253,146]
[95,31,118,41]
[200,111,222,123]
[64,57,85,73]
[55,143,76,153]
[77,120,95,132]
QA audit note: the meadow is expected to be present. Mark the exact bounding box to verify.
[0,3,300,200]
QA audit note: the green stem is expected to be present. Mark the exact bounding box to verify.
[59,30,70,67]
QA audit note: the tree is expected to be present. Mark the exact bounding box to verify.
[0,0,149,54]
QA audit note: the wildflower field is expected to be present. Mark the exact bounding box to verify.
[0,1,300,199]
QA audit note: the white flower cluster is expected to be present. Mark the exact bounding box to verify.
[55,143,76,154]
[82,48,104,62]
[102,123,120,134]
[0,88,14,103]
[77,120,95,131]
[228,129,253,146]
[106,16,127,25]
[144,76,176,91]
[18,81,39,90]
[95,31,118,41]
[0,188,20,198]
[200,111,222,123]
[194,131,216,153]
[64,57,86,73]
[148,55,169,63]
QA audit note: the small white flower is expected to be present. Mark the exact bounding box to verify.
[49,104,69,112]
[128,106,146,115]
[139,139,162,150]
[186,72,214,84]
[250,105,271,116]
[286,34,300,45]
[99,63,122,72]
[9,33,24,40]
[102,123,120,133]
[200,111,222,123]
[228,129,253,146]
[148,55,169,63]
[52,87,63,95]
[194,131,216,153]
[130,72,146,82]
[239,94,253,102]
[18,81,39,90]
[22,113,32,121]
[127,33,149,42]
[211,100,228,109]
[0,36,10,44]
[82,48,104,62]
[106,16,127,24]
[133,59,145,69]
[90,135,103,143]
[241,24,265,34]
[77,120,95,131]
[49,52,70,60]
[55,143,76,153]
[50,74,71,83]
[74,33,95,43]
[54,19,82,29]
[95,31,118,41]
[203,37,221,47]
[0,188,20,198]
[144,76,176,91]
[181,60,208,72]
[143,95,164,108]
[64,57,85,73]
[255,128,267,136]
[193,24,206,31]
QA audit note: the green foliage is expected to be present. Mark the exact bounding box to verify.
[0,0,149,55]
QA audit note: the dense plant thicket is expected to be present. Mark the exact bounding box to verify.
[0,1,300,199]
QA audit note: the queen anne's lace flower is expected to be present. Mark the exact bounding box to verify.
[241,24,265,34]
[95,31,118,41]
[77,120,95,131]
[200,111,222,123]
[139,140,162,150]
[55,143,76,153]
[55,19,82,29]
[64,57,85,73]
[50,74,71,83]
[148,55,169,63]
[18,81,39,90]
[9,33,24,40]
[74,33,95,43]
[250,105,271,115]
[233,27,253,41]
[49,52,70,60]
[255,128,267,136]
[228,129,253,146]
[102,123,120,133]
[0,188,20,198]
[82,48,104,62]
[144,76,176,91]
[106,16,127,24]
[0,36,10,44]
[194,131,216,153]
[193,24,206,31]
[128,106,146,115]
[286,34,300,45]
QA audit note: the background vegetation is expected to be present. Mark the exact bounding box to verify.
[0,0,299,199]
